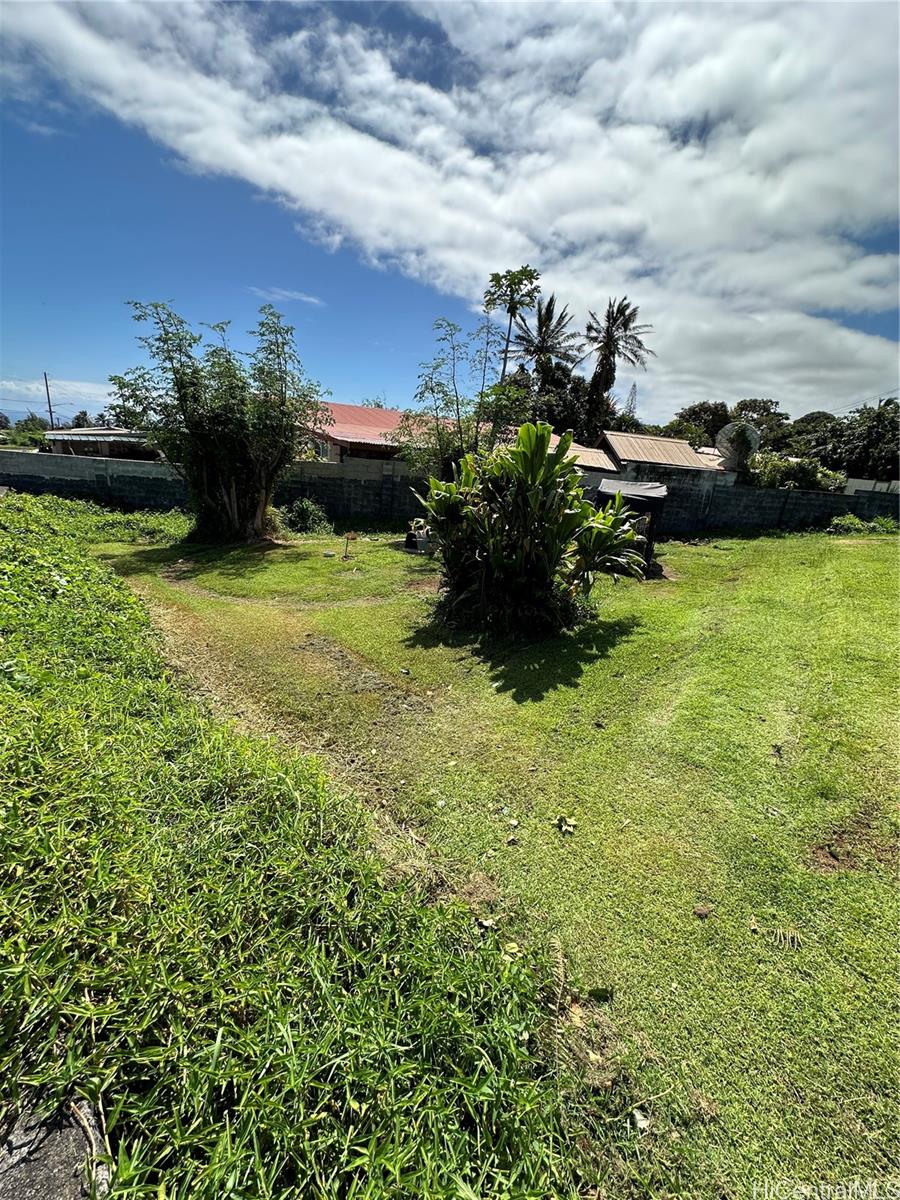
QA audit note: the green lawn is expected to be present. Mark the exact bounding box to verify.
[100,525,899,1194]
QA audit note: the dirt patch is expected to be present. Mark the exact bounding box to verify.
[809,804,898,872]
[295,633,429,715]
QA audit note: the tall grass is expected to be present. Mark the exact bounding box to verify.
[0,494,588,1198]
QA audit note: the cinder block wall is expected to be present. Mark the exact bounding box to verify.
[0,449,187,509]
[1,449,894,532]
[0,450,423,523]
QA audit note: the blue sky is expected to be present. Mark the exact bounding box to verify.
[1,105,473,423]
[2,2,898,425]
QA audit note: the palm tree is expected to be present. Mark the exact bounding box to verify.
[512,294,585,375]
[583,297,655,406]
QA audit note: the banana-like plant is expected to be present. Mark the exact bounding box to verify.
[420,422,644,633]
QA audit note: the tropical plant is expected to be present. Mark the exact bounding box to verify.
[583,297,655,410]
[483,266,542,380]
[512,294,584,381]
[70,409,93,428]
[421,422,644,634]
[107,302,328,541]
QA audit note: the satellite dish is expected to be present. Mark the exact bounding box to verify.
[715,421,761,469]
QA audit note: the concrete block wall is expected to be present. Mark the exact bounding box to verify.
[0,449,187,509]
[659,478,898,534]
[276,458,423,522]
[1,448,895,533]
[0,450,423,524]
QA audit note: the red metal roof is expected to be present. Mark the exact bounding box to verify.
[313,402,406,447]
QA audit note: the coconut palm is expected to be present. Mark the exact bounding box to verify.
[583,297,655,404]
[512,294,585,374]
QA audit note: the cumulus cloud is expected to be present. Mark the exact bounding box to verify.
[3,1,898,417]
[248,286,324,306]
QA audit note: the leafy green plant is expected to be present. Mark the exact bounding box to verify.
[827,512,899,535]
[421,422,644,634]
[282,495,333,535]
[749,450,846,493]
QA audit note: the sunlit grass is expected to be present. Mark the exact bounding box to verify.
[102,515,900,1192]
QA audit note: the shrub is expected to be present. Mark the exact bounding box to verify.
[282,495,333,535]
[869,514,900,534]
[421,422,644,634]
[827,512,899,535]
[749,450,846,493]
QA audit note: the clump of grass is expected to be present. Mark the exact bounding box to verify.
[0,493,592,1198]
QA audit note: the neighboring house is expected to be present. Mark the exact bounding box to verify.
[306,403,736,492]
[309,403,406,462]
[43,428,160,461]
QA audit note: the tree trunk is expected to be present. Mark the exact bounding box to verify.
[500,310,514,382]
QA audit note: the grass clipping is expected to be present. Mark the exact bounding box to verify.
[0,494,593,1199]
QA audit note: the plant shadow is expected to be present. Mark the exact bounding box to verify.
[405,613,641,702]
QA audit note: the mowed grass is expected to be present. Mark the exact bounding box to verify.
[101,521,900,1195]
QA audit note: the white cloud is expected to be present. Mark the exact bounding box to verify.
[248,286,324,306]
[3,1,898,418]
[0,378,111,416]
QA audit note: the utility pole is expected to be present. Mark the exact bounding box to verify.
[43,371,55,429]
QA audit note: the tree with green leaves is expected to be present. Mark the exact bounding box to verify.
[483,266,541,381]
[819,396,899,480]
[660,418,707,449]
[730,398,790,449]
[583,297,654,405]
[15,411,50,433]
[512,294,584,384]
[671,401,730,445]
[606,382,645,434]
[778,410,839,459]
[70,409,93,428]
[396,318,532,479]
[107,301,327,541]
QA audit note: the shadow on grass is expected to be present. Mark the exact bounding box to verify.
[100,540,316,582]
[405,614,641,702]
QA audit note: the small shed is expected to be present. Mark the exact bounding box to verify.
[588,478,668,566]
[43,428,158,461]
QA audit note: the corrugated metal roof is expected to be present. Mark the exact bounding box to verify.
[695,447,727,471]
[45,428,145,442]
[603,430,712,470]
[311,402,405,447]
[549,434,617,473]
